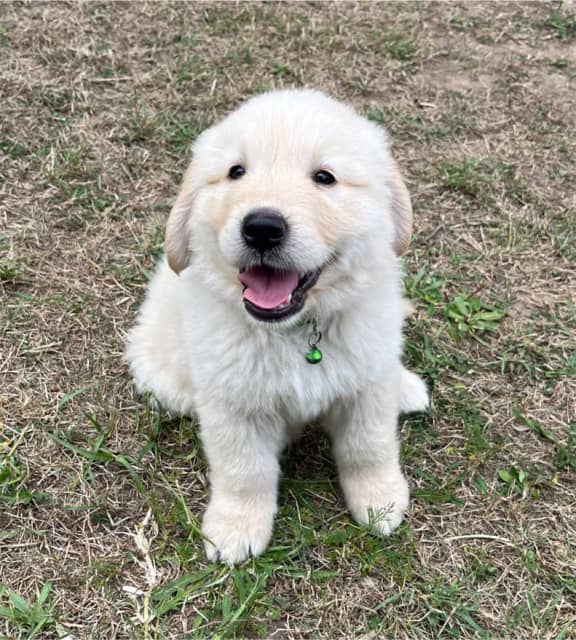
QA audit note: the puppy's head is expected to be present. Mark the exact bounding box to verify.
[165,89,412,323]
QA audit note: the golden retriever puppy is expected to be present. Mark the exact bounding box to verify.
[125,89,428,565]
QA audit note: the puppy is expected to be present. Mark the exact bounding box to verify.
[125,89,428,565]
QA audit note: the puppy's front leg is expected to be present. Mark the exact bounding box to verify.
[325,379,409,535]
[198,401,284,565]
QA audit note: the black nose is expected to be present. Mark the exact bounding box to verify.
[241,209,288,251]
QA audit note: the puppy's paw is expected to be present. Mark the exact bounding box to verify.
[399,367,429,414]
[341,470,409,536]
[202,499,274,565]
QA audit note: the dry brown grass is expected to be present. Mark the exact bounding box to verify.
[1,2,574,639]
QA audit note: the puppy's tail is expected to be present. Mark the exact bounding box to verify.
[399,367,429,414]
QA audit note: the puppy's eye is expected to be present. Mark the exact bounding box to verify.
[228,165,246,180]
[312,170,336,186]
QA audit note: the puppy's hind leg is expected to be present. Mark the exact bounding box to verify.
[125,260,197,416]
[399,367,429,414]
[400,299,429,413]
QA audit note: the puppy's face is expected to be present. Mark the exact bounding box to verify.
[166,90,412,323]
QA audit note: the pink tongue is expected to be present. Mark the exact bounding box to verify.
[239,267,299,310]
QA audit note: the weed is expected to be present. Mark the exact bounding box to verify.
[367,106,422,130]
[0,429,33,506]
[437,158,490,200]
[543,9,576,41]
[549,211,576,260]
[404,265,445,310]
[151,566,227,618]
[383,32,418,61]
[171,53,202,86]
[548,58,569,69]
[445,293,506,336]
[120,103,159,145]
[271,61,301,81]
[0,137,27,158]
[554,423,576,472]
[150,567,270,638]
[448,13,480,32]
[45,417,147,495]
[516,411,576,474]
[31,88,75,117]
[90,559,124,592]
[498,466,530,497]
[0,257,20,283]
[0,22,13,47]
[421,578,486,636]
[0,583,58,639]
[437,158,530,207]
[160,111,209,156]
[462,412,501,465]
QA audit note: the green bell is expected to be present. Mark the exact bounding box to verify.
[305,347,323,364]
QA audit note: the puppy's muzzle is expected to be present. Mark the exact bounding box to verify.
[241,208,288,251]
[238,208,321,323]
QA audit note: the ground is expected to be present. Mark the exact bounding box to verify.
[0,2,574,639]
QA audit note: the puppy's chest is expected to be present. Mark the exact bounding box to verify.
[188,323,374,421]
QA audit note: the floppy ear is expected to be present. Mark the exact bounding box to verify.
[165,164,196,274]
[387,159,413,256]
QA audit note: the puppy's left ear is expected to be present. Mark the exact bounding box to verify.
[387,159,413,256]
[165,164,196,274]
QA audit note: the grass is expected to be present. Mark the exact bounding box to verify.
[382,32,418,61]
[0,582,58,639]
[542,7,576,41]
[1,1,574,639]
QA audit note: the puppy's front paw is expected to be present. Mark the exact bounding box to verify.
[341,469,409,536]
[202,499,275,565]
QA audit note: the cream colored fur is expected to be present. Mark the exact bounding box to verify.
[125,89,428,565]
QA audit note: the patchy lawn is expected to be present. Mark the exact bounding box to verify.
[1,2,574,638]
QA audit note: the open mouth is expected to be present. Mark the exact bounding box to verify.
[238,266,321,321]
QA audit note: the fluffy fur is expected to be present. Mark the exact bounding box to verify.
[125,89,428,565]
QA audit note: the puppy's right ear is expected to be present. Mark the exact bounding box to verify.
[165,164,196,274]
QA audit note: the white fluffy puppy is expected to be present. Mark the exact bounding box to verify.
[125,89,428,565]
